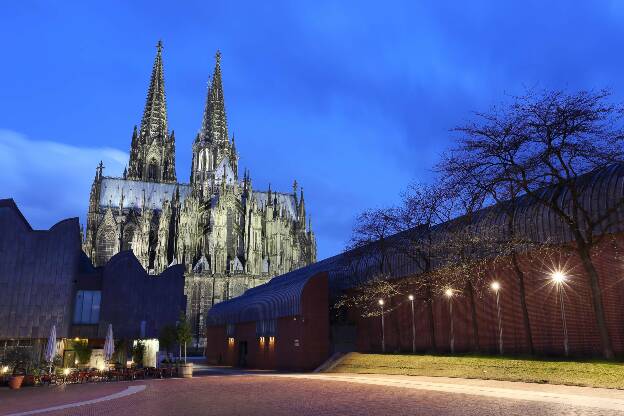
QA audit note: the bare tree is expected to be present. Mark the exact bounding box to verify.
[389,183,455,352]
[339,184,452,351]
[447,89,624,358]
[440,154,537,354]
[345,207,397,276]
[337,206,405,346]
[334,278,407,318]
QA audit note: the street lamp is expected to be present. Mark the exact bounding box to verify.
[551,271,569,356]
[444,288,455,354]
[378,299,385,353]
[408,294,415,354]
[491,281,503,355]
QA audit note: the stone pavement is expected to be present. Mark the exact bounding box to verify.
[2,370,624,415]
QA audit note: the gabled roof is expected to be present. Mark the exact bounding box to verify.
[214,156,236,185]
[253,191,298,219]
[98,178,192,210]
[193,255,210,273]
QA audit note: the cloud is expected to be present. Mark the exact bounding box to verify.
[0,129,127,230]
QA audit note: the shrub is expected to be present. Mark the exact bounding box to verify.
[131,341,145,366]
[159,325,177,358]
[73,340,92,367]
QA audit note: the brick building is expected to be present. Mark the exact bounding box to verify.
[206,267,329,371]
[206,163,624,366]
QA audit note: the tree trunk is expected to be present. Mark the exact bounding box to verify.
[576,242,614,359]
[511,251,534,355]
[425,286,437,352]
[392,299,403,352]
[466,281,480,352]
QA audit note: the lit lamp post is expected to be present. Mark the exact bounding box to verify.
[408,294,415,354]
[551,271,569,357]
[491,281,503,355]
[379,299,385,353]
[445,288,454,354]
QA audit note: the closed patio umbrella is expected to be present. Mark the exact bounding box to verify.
[44,325,57,374]
[103,324,115,364]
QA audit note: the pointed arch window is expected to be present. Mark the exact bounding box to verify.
[122,223,136,251]
[96,225,116,266]
[148,159,158,181]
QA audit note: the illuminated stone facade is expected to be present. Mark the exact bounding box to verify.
[83,42,316,345]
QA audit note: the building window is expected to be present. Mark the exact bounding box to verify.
[147,159,158,181]
[95,226,116,266]
[122,224,135,251]
[73,290,101,324]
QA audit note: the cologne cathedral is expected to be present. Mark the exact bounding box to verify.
[83,42,316,346]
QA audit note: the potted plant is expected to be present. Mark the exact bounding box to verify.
[176,312,193,378]
[24,365,42,387]
[2,347,31,389]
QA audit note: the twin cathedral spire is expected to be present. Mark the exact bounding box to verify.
[192,49,238,190]
[84,41,317,321]
[127,41,236,187]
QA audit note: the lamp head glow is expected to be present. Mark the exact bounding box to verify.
[378,299,384,306]
[491,281,501,291]
[63,368,70,376]
[551,271,566,284]
[444,288,454,298]
[408,294,414,301]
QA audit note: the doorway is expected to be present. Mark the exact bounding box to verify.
[238,341,248,367]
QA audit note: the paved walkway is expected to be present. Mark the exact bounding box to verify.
[275,373,624,412]
[4,385,146,416]
[1,370,624,415]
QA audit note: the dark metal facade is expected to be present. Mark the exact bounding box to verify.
[97,251,186,340]
[0,199,82,339]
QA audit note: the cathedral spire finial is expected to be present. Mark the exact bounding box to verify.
[140,40,168,138]
[96,161,104,180]
[128,42,176,183]
[200,50,228,142]
[298,187,306,222]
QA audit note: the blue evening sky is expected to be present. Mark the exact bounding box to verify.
[1,1,623,259]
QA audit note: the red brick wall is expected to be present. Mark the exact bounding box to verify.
[205,273,330,370]
[274,272,330,370]
[350,235,624,357]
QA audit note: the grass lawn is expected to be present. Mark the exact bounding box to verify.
[330,353,624,389]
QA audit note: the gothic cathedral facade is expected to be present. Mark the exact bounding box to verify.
[83,42,317,346]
